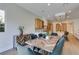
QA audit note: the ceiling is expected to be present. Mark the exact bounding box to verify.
[17,3,79,20]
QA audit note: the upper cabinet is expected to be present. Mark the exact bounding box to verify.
[47,22,53,32]
[35,18,44,29]
[43,20,53,32]
[56,23,67,32]
[35,18,53,33]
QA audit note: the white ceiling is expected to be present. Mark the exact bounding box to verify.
[17,3,79,20]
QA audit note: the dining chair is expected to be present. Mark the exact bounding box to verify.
[30,34,38,39]
[49,36,65,55]
[16,43,34,55]
[38,33,46,38]
[51,32,58,36]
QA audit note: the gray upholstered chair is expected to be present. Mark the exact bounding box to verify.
[49,36,65,55]
[16,43,34,55]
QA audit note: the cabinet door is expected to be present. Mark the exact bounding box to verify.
[47,23,53,32]
[61,23,67,32]
[35,18,44,29]
[56,23,61,32]
[35,19,38,29]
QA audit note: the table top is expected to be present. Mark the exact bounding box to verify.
[25,36,59,52]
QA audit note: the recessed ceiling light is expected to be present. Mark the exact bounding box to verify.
[48,3,51,6]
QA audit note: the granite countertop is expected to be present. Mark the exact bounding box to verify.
[25,36,59,52]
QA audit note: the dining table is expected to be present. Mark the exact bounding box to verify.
[25,36,59,54]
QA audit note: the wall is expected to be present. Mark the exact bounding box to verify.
[72,19,79,34]
[0,3,37,53]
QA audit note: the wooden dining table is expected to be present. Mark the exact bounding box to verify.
[25,36,59,54]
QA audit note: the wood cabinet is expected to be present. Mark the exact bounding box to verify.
[35,18,44,29]
[61,23,67,32]
[56,23,67,32]
[47,23,52,31]
[56,23,61,31]
[46,22,53,32]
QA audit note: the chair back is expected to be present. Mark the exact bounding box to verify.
[17,43,34,55]
[30,34,38,39]
[50,36,65,55]
[38,33,46,38]
[51,32,58,36]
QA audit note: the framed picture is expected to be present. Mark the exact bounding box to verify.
[0,9,5,32]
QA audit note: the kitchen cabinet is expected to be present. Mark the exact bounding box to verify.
[35,18,44,29]
[47,22,53,32]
